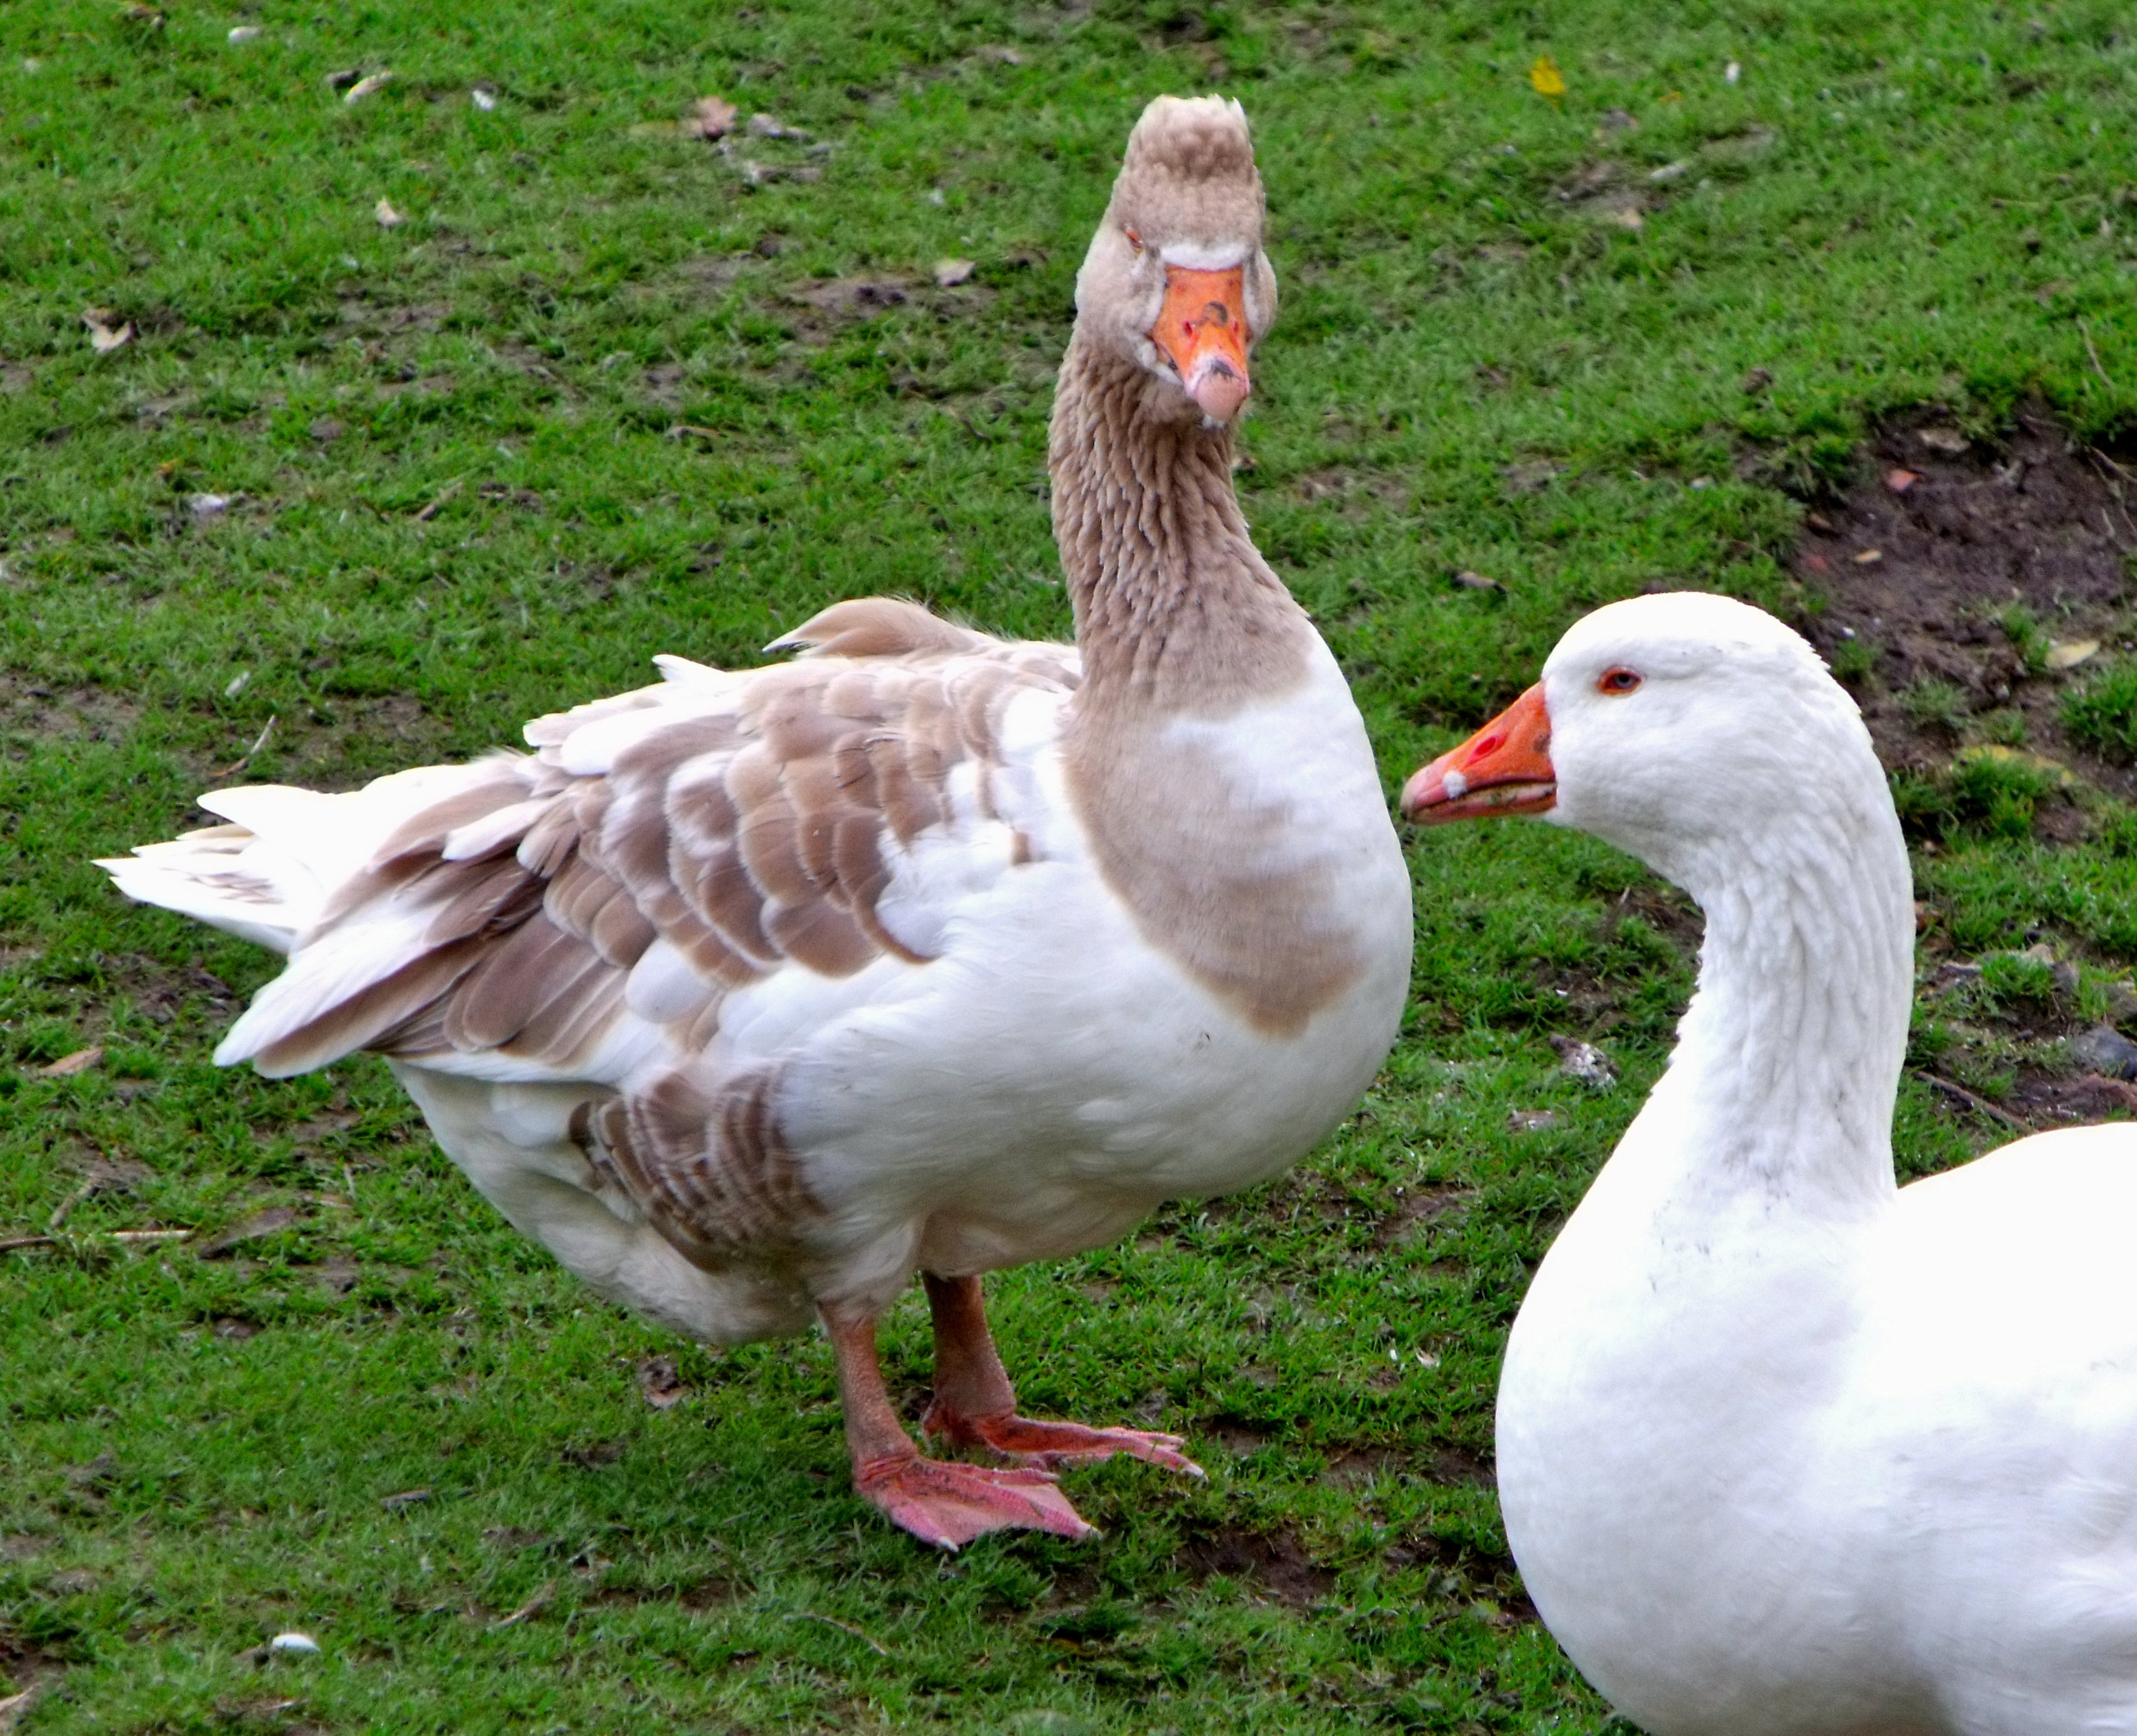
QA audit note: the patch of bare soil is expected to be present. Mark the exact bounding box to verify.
[1366,1185,1479,1251]
[1787,406,2137,1130]
[272,692,443,785]
[333,298,453,341]
[0,1632,68,1709]
[0,675,142,747]
[1916,951,2137,1131]
[1793,400,2137,804]
[1175,1524,1334,1606]
[1202,1416,1273,1456]
[781,273,994,345]
[592,1575,735,1609]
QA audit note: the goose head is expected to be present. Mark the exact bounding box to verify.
[1402,592,1893,899]
[1075,94,1279,428]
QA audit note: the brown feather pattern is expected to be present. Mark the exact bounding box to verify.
[256,630,1077,1258]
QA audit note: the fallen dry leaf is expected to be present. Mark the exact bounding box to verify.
[1453,570,1502,592]
[374,197,406,228]
[1853,548,1883,564]
[38,1047,104,1079]
[82,308,134,354]
[686,95,737,139]
[636,1354,686,1409]
[227,24,261,43]
[932,257,975,287]
[1884,468,1921,494]
[490,1582,555,1630]
[1959,743,2074,785]
[1608,201,1644,230]
[748,111,809,140]
[2046,638,2101,671]
[1648,159,1689,183]
[344,71,392,104]
[1549,1035,1617,1087]
[471,85,497,111]
[379,1487,431,1511]
[1725,60,1742,83]
[1530,54,1566,99]
[1918,425,1970,454]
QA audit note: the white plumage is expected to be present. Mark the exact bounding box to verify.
[1407,591,2137,1735]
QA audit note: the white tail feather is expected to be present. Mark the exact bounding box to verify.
[98,760,508,973]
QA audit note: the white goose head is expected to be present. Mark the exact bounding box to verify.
[1404,592,1895,903]
[1074,94,1279,427]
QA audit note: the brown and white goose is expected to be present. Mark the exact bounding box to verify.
[98,96,1412,1548]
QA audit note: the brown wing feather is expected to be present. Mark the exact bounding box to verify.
[259,607,1079,1261]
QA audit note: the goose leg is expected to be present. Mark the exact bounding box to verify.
[919,1274,1205,1478]
[821,1303,1095,1549]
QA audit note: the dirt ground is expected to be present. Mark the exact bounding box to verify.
[1790,401,2137,1129]
[1794,398,2137,807]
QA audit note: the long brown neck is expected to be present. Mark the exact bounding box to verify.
[1045,331,1360,1039]
[1049,331,1311,717]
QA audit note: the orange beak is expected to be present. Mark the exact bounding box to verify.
[1151,264,1251,422]
[1401,684,1556,824]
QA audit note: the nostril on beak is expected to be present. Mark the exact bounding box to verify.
[1187,359,1249,423]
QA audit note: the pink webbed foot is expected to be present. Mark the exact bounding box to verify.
[853,1452,1098,1551]
[926,1408,1207,1478]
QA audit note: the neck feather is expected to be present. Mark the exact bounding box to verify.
[1648,800,1914,1217]
[1048,332,1311,714]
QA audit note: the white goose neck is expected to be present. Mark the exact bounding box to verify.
[1644,791,1914,1219]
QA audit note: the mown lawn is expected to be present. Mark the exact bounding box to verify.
[3,1,2135,1731]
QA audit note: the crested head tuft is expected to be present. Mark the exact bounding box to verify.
[1107,94,1264,251]
[1121,95,1255,183]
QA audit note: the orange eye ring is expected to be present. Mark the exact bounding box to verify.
[1598,667,1643,695]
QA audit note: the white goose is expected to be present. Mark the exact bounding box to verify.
[99,97,1413,1549]
[1405,590,2137,1735]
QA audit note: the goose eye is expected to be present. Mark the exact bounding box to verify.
[1124,227,1143,253]
[1598,667,1642,695]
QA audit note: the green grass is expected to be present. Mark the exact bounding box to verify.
[4,0,2136,1730]
[2065,657,2137,760]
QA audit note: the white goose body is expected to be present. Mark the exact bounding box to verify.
[100,97,1412,1546]
[1407,592,2137,1734]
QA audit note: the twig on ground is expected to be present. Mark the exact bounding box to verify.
[47,1178,97,1232]
[2079,317,2116,391]
[1,1227,193,1255]
[414,480,462,521]
[214,715,277,780]
[0,1684,44,1730]
[1914,1070,2026,1133]
[489,1581,556,1630]
[787,1612,891,1655]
